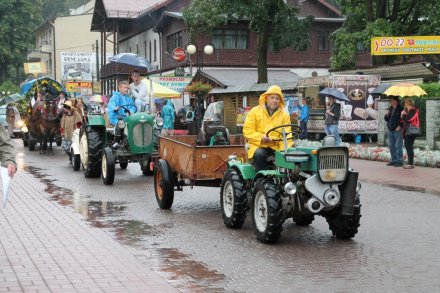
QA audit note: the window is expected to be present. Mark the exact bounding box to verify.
[154,39,157,62]
[166,31,182,53]
[317,31,330,51]
[212,29,248,49]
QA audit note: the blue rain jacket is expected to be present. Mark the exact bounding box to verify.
[107,91,137,125]
[161,100,175,130]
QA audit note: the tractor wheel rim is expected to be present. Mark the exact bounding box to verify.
[155,169,163,200]
[102,155,107,178]
[223,181,234,218]
[80,134,88,166]
[254,191,267,232]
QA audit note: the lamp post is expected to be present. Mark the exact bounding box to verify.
[185,44,215,134]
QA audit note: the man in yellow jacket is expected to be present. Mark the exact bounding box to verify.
[243,85,292,172]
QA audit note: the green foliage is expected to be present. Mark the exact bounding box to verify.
[0,0,43,84]
[420,83,440,98]
[183,0,312,83]
[332,0,440,70]
[0,81,20,94]
[185,82,213,95]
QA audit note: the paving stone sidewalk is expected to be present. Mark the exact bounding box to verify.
[0,170,178,293]
[350,158,440,195]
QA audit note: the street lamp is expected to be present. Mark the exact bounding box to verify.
[185,43,215,134]
[186,43,215,72]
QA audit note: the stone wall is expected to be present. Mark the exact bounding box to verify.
[377,99,390,146]
[426,99,440,149]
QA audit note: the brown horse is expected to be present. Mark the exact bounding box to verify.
[32,97,61,153]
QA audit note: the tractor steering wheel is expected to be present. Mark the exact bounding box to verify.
[120,105,138,115]
[266,124,301,142]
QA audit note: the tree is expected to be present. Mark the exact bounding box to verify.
[0,0,43,84]
[331,0,440,70]
[183,0,313,84]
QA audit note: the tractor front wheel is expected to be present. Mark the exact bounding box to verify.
[154,159,174,209]
[220,169,247,229]
[101,147,115,185]
[251,179,284,244]
[71,153,81,171]
[326,200,361,239]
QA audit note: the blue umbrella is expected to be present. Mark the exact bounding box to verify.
[319,87,350,102]
[20,77,66,97]
[109,53,154,71]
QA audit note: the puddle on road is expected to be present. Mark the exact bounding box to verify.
[24,165,227,292]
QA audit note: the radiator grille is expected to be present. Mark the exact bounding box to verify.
[133,124,153,147]
[318,148,348,182]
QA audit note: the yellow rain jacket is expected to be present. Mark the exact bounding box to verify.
[243,85,292,159]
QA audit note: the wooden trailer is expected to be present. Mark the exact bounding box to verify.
[153,134,247,209]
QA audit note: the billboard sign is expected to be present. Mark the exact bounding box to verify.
[371,36,440,55]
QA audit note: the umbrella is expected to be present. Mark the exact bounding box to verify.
[109,53,154,71]
[383,82,427,97]
[319,87,350,102]
[0,93,23,106]
[371,84,391,95]
[20,77,66,97]
[141,78,180,98]
[88,94,108,103]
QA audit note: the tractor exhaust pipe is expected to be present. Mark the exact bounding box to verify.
[340,171,358,215]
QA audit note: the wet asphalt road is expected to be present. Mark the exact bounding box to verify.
[15,140,440,292]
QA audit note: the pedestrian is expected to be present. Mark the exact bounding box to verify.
[107,80,137,126]
[0,124,17,179]
[325,96,341,146]
[243,85,292,172]
[161,100,175,136]
[401,98,419,169]
[298,97,309,139]
[60,100,82,152]
[384,96,404,167]
[129,70,148,112]
[6,104,19,138]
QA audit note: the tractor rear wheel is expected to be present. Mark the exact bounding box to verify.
[154,159,174,209]
[80,126,103,178]
[251,179,284,244]
[120,161,128,169]
[220,169,247,229]
[101,147,115,185]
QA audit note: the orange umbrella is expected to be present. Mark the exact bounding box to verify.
[383,82,427,97]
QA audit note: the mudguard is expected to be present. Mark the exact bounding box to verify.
[227,160,256,180]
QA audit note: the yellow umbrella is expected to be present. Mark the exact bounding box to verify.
[141,78,180,98]
[383,82,427,97]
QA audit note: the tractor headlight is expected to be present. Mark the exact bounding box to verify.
[156,117,164,127]
[284,182,297,195]
[323,188,340,206]
[117,120,126,129]
[16,120,24,128]
[284,151,309,163]
[21,126,28,133]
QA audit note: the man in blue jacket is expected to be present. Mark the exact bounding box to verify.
[107,81,137,126]
[384,96,404,167]
[298,97,309,139]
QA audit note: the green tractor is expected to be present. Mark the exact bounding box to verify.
[221,124,361,244]
[79,105,107,178]
[100,106,157,185]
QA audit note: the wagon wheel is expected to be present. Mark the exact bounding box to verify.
[154,159,174,209]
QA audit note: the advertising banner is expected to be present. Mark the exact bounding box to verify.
[61,52,96,81]
[371,36,440,56]
[308,75,381,133]
[150,76,192,93]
